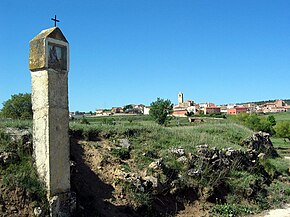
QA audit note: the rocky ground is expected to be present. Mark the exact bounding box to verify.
[70,138,209,217]
[69,131,286,217]
[1,128,290,216]
[0,128,45,217]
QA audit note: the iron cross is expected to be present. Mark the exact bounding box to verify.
[51,15,60,27]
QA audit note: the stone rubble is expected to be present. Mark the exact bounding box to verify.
[114,132,280,200]
[0,151,19,166]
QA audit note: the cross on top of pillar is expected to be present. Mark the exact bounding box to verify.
[51,15,60,27]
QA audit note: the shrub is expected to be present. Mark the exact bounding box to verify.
[260,157,290,177]
[274,121,290,140]
[267,180,290,207]
[2,156,47,201]
[80,117,90,125]
[211,203,253,216]
[231,114,274,134]
[0,130,48,209]
[267,115,276,126]
[111,148,130,160]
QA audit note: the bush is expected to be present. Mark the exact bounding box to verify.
[2,156,47,201]
[211,203,253,216]
[267,180,290,207]
[274,121,290,140]
[80,117,90,125]
[231,114,274,134]
[112,148,130,160]
[267,115,276,126]
[0,130,48,210]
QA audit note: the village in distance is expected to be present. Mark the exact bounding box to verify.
[70,92,290,119]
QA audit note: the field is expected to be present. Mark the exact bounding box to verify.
[266,112,290,122]
[68,114,290,216]
[1,114,290,216]
[266,112,290,156]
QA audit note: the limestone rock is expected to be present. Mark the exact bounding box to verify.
[170,148,185,156]
[118,139,131,149]
[33,206,42,216]
[242,132,279,158]
[177,156,188,163]
[148,158,163,170]
[143,176,158,188]
[187,169,200,177]
[0,152,19,166]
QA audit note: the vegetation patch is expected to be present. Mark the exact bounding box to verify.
[0,128,48,215]
[1,114,290,216]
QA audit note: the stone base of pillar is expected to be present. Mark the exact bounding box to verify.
[49,191,76,217]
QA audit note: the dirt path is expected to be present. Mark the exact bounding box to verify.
[263,204,290,217]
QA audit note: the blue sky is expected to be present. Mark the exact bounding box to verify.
[0,0,289,111]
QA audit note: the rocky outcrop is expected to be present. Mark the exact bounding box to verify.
[4,128,32,155]
[0,128,32,167]
[125,132,279,201]
[0,151,19,167]
[242,132,279,158]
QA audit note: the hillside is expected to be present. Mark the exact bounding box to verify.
[237,99,290,106]
[1,116,290,216]
[69,116,290,216]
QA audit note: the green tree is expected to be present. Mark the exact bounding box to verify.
[245,114,261,131]
[274,121,290,141]
[0,93,32,119]
[259,117,275,135]
[267,115,276,126]
[149,98,172,125]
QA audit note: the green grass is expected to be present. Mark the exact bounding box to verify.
[265,112,290,122]
[261,157,290,177]
[1,156,47,202]
[0,119,32,129]
[271,137,290,157]
[267,180,290,208]
[2,116,290,215]
[0,127,48,211]
[211,203,254,216]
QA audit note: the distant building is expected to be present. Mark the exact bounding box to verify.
[183,100,194,107]
[177,92,194,108]
[111,107,123,113]
[199,102,216,112]
[220,106,228,114]
[265,107,287,113]
[227,104,236,109]
[227,107,247,115]
[96,109,104,115]
[260,100,287,113]
[172,106,188,117]
[204,106,221,115]
[133,104,145,114]
[285,106,290,112]
[144,106,151,115]
[187,106,198,115]
[242,103,257,113]
[275,100,286,107]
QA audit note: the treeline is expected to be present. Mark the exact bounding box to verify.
[237,99,290,105]
[230,113,276,134]
[231,113,290,140]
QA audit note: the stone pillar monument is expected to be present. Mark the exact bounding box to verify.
[29,27,73,216]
